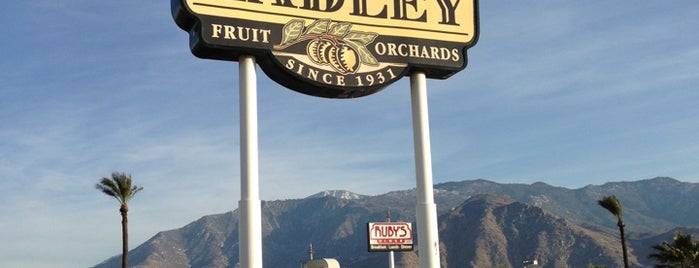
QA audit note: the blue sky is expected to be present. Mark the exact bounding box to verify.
[1,1,698,267]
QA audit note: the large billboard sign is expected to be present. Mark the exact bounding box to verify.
[367,222,414,252]
[172,0,479,98]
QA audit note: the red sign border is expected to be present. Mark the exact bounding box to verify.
[367,222,415,252]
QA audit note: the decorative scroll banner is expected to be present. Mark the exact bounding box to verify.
[172,0,479,98]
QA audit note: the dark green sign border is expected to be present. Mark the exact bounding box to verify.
[172,0,479,98]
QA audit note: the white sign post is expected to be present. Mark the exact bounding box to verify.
[410,72,440,268]
[238,55,263,268]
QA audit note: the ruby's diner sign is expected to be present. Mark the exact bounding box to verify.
[172,0,479,98]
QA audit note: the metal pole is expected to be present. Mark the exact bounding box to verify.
[388,246,395,268]
[387,211,395,268]
[410,72,440,268]
[238,55,263,268]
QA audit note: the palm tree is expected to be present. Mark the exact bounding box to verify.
[96,172,143,268]
[598,195,629,268]
[649,231,699,268]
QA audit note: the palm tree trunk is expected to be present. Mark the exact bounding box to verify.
[121,205,129,268]
[618,221,628,268]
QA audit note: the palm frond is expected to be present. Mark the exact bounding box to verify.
[96,171,143,204]
[648,231,699,267]
[96,177,119,200]
[598,195,623,219]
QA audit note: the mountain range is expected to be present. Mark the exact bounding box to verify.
[93,177,699,267]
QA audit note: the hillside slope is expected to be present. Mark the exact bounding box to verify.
[93,177,699,268]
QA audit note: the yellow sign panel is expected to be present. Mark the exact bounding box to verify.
[172,0,479,98]
[185,0,476,43]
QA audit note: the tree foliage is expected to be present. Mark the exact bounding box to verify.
[96,172,143,208]
[649,231,699,268]
[598,196,622,222]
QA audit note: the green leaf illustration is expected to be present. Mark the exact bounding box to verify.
[344,31,377,46]
[345,40,378,66]
[280,20,305,45]
[328,22,351,36]
[304,19,330,35]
